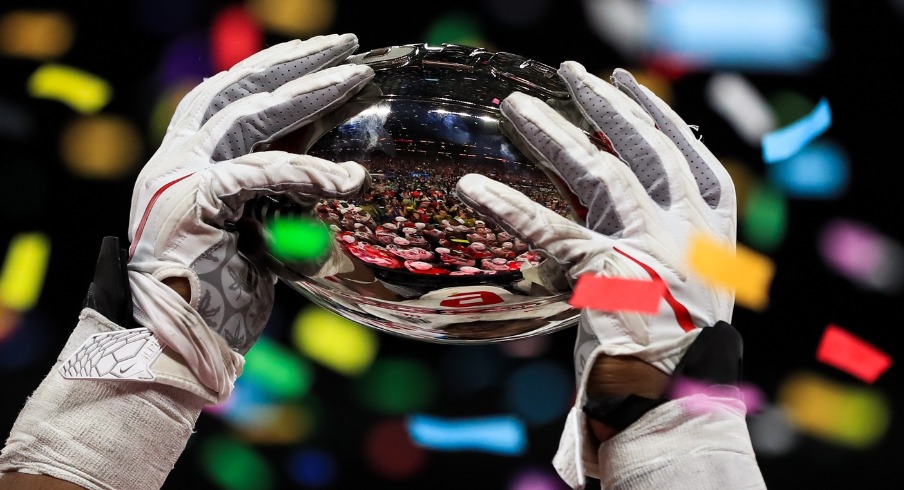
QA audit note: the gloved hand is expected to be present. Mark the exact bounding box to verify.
[126,33,375,399]
[456,62,737,481]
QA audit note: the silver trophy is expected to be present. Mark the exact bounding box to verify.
[252,43,605,344]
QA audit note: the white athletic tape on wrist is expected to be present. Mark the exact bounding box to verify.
[0,308,208,490]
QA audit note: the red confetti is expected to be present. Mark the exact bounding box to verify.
[816,324,892,384]
[568,274,665,314]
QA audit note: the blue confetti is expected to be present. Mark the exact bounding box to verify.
[406,414,526,455]
[762,97,832,163]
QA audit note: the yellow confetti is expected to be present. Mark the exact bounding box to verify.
[778,371,890,449]
[688,232,775,310]
[0,232,51,312]
[292,305,378,376]
[0,10,74,60]
[27,63,112,114]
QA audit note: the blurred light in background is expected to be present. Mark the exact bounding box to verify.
[199,434,275,490]
[748,404,800,457]
[777,371,891,449]
[157,33,211,88]
[243,335,314,400]
[440,344,506,396]
[486,0,552,28]
[0,97,34,140]
[508,466,572,490]
[247,0,336,38]
[499,335,551,358]
[582,0,829,73]
[0,311,50,369]
[211,5,263,72]
[647,0,829,72]
[59,115,142,179]
[742,182,788,252]
[292,305,379,376]
[355,357,437,414]
[0,10,74,60]
[149,82,196,145]
[819,218,904,294]
[287,447,337,488]
[27,64,112,114]
[505,360,572,426]
[766,141,849,199]
[407,414,527,455]
[424,11,488,48]
[366,418,427,479]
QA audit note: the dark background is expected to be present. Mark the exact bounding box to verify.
[1,1,901,489]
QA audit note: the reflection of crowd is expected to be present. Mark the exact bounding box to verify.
[316,154,571,277]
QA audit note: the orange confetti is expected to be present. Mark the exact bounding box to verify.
[688,233,775,311]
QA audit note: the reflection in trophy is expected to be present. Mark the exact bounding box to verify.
[249,43,608,344]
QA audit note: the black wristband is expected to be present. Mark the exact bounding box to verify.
[582,321,743,431]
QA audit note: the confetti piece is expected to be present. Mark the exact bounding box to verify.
[292,305,378,376]
[568,274,666,314]
[406,414,526,455]
[767,140,848,199]
[0,10,74,60]
[762,97,831,163]
[27,64,112,114]
[0,232,50,311]
[778,371,891,449]
[670,376,765,414]
[816,324,892,384]
[266,216,331,261]
[688,233,774,310]
[818,218,904,294]
[706,73,777,146]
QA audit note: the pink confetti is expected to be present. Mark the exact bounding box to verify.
[816,324,892,384]
[568,274,665,314]
[670,376,765,414]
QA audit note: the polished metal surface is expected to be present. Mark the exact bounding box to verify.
[254,43,596,343]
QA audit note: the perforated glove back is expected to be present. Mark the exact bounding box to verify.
[456,63,737,485]
[127,34,374,400]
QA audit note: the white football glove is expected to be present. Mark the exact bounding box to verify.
[126,33,374,399]
[458,62,736,378]
[456,62,739,486]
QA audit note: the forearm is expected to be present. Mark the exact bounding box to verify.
[0,309,206,490]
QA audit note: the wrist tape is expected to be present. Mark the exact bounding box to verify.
[0,309,207,490]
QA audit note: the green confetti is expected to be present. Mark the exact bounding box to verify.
[266,216,331,261]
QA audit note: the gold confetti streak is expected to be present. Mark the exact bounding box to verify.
[0,232,51,311]
[27,64,112,114]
